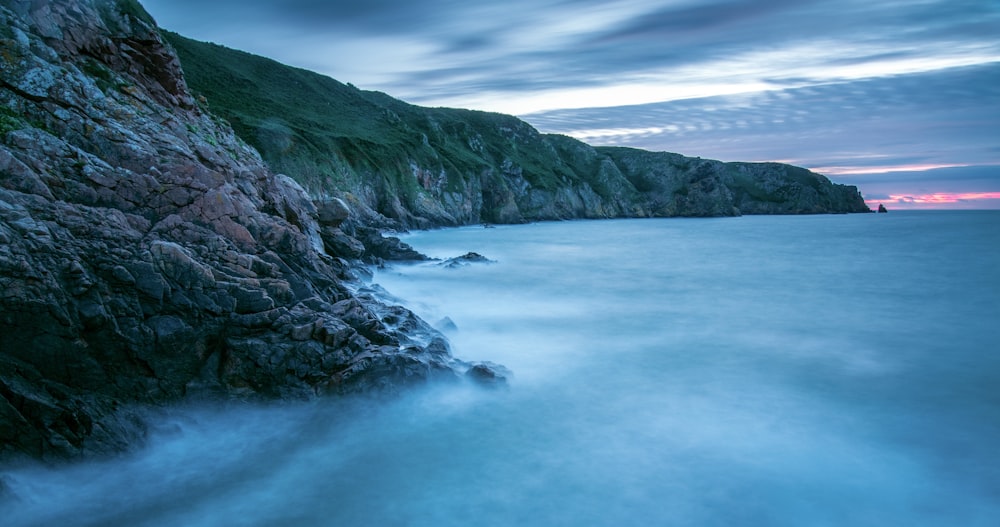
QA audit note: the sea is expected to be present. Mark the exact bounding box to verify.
[3,211,999,526]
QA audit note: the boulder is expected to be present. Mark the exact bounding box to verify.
[465,362,512,389]
[355,227,430,262]
[317,198,351,227]
[440,252,496,268]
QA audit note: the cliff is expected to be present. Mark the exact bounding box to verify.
[599,147,872,216]
[1,0,867,461]
[163,32,870,228]
[0,0,491,461]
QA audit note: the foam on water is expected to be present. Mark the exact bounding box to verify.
[3,212,999,526]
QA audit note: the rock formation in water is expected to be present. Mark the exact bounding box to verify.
[440,252,495,268]
[0,0,499,461]
[878,203,888,213]
[163,32,871,228]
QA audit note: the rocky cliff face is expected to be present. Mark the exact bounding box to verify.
[163,32,870,228]
[0,0,485,461]
[600,147,872,216]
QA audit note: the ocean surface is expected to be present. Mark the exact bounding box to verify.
[3,211,999,526]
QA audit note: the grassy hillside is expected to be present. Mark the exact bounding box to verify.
[164,32,642,226]
[162,31,869,225]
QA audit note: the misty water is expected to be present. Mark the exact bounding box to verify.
[4,211,999,526]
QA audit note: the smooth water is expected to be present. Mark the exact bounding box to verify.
[3,212,999,526]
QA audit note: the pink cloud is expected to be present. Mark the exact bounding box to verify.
[818,164,970,176]
[866,192,1000,209]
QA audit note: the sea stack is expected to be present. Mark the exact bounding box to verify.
[878,203,888,213]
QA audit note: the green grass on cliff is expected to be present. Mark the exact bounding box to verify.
[160,31,868,221]
[163,31,410,188]
[0,106,25,135]
[162,31,591,207]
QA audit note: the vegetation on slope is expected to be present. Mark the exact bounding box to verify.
[162,32,869,226]
[599,147,870,215]
[164,32,640,226]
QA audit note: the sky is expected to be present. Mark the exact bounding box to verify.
[141,0,1000,209]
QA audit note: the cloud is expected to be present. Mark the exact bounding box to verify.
[868,192,1000,210]
[526,63,1000,173]
[593,0,804,40]
[840,166,1000,191]
[846,166,1000,209]
[143,0,1000,110]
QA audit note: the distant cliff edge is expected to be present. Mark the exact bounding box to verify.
[163,31,870,228]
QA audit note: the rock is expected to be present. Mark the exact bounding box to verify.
[110,265,136,284]
[0,0,489,462]
[440,252,495,268]
[320,226,366,259]
[435,316,458,333]
[465,362,512,389]
[289,323,314,341]
[150,241,216,290]
[355,227,430,262]
[230,285,275,314]
[878,203,888,213]
[316,198,351,227]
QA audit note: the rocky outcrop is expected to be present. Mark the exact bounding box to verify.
[440,252,495,268]
[600,147,872,216]
[0,0,496,462]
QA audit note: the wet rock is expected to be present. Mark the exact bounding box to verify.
[355,226,429,262]
[435,316,458,333]
[440,252,495,268]
[465,362,512,389]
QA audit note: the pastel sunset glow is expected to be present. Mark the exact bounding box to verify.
[141,0,1000,209]
[869,192,1000,210]
[815,164,972,177]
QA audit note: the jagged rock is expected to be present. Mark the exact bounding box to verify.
[878,203,888,213]
[320,225,366,259]
[0,0,479,461]
[355,227,429,262]
[440,252,495,268]
[317,197,351,228]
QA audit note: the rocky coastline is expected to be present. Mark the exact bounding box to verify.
[2,0,868,462]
